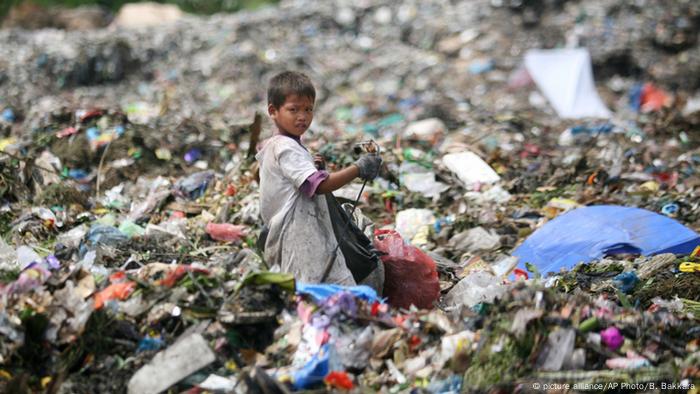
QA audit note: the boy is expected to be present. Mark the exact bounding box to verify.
[256,71,383,288]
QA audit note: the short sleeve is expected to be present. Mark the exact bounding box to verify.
[300,170,330,198]
[275,141,318,189]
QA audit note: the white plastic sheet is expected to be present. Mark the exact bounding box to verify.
[524,48,611,119]
[442,151,500,189]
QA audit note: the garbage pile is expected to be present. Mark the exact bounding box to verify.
[1,0,699,392]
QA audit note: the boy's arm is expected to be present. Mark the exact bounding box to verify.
[315,165,360,194]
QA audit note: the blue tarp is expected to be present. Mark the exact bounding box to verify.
[513,205,700,275]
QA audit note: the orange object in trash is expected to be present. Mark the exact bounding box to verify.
[324,371,353,390]
[94,281,136,309]
[641,83,671,112]
[159,265,210,288]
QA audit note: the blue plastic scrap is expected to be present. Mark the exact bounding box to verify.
[513,205,700,275]
[290,344,332,390]
[613,271,640,294]
[296,283,383,304]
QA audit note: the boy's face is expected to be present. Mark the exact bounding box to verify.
[268,94,314,138]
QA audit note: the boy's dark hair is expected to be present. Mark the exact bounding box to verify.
[267,71,316,108]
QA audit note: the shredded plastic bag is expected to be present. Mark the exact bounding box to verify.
[373,229,440,309]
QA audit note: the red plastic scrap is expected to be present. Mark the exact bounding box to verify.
[79,109,104,123]
[93,281,136,309]
[513,268,529,280]
[640,83,671,112]
[653,171,678,187]
[408,335,422,351]
[324,371,353,390]
[158,265,210,288]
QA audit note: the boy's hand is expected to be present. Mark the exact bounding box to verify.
[354,153,382,181]
[314,154,326,170]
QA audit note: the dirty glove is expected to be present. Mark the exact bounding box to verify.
[354,153,382,181]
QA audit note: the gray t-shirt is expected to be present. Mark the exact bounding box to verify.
[256,135,355,285]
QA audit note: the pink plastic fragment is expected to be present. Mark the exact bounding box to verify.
[205,222,246,242]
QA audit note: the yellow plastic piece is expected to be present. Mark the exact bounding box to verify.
[679,262,700,273]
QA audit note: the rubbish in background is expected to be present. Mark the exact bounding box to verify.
[127,333,216,394]
[1,0,700,391]
[468,58,495,75]
[444,271,506,307]
[442,151,500,189]
[296,283,381,304]
[111,2,184,29]
[630,82,672,112]
[448,227,501,254]
[205,222,246,242]
[613,271,639,294]
[403,118,446,144]
[514,205,700,275]
[524,48,611,118]
[173,171,215,200]
[394,208,435,245]
[400,162,449,199]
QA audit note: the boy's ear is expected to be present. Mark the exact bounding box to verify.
[267,103,277,118]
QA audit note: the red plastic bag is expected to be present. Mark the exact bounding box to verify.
[373,229,440,309]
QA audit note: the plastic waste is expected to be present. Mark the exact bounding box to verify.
[85,225,129,248]
[514,205,700,275]
[523,48,611,118]
[0,238,17,270]
[464,185,511,205]
[538,328,576,371]
[296,283,381,304]
[2,108,15,123]
[442,151,500,189]
[119,220,146,238]
[173,170,215,199]
[635,83,671,112]
[612,271,639,294]
[448,227,501,253]
[444,271,506,308]
[395,208,435,245]
[137,335,165,352]
[373,229,440,309]
[403,118,446,143]
[184,148,202,163]
[291,344,335,390]
[205,222,246,242]
[94,281,136,309]
[600,327,624,351]
[324,371,353,390]
[17,246,41,270]
[468,58,494,74]
[661,203,679,216]
[606,354,651,370]
[198,375,237,392]
[127,333,215,394]
[400,161,448,199]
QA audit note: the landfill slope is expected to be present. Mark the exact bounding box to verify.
[0,0,699,393]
